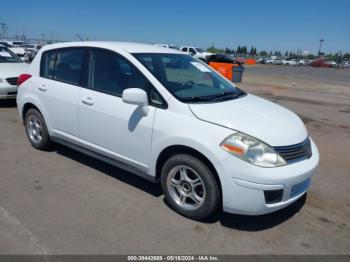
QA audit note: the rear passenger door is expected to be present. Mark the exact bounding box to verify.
[39,48,86,139]
[78,48,158,172]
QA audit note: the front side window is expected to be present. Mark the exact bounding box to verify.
[133,53,244,103]
[0,46,22,63]
[53,49,85,85]
[88,49,148,97]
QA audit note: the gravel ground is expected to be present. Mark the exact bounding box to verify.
[0,65,349,255]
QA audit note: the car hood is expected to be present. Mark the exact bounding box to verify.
[189,93,308,146]
[0,63,28,78]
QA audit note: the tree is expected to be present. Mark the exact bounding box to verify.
[207,46,224,53]
[224,48,232,54]
[343,53,350,60]
[236,46,241,54]
[259,50,268,56]
[249,46,254,55]
[285,51,289,57]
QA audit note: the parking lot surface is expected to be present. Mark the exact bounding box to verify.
[0,65,349,254]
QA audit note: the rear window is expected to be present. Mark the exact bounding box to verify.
[41,48,85,85]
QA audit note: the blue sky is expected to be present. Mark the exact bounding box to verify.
[2,0,349,53]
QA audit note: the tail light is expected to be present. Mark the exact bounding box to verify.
[17,74,32,87]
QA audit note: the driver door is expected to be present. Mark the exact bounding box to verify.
[78,48,156,172]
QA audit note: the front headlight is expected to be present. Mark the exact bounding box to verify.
[221,132,287,167]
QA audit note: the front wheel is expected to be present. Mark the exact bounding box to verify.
[161,154,220,219]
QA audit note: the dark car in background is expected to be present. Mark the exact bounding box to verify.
[206,54,243,65]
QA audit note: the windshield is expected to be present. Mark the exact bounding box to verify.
[196,48,204,53]
[0,46,22,63]
[133,53,244,103]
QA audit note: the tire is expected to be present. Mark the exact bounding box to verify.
[161,154,220,219]
[25,108,52,150]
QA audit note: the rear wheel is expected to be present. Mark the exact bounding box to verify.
[161,154,220,219]
[25,109,52,150]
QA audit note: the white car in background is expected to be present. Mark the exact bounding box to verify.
[266,57,283,65]
[22,44,43,61]
[180,46,212,61]
[282,59,299,66]
[0,46,28,99]
[17,42,319,219]
[154,44,179,50]
[0,41,28,62]
[298,59,312,66]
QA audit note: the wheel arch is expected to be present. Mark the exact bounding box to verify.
[155,145,222,205]
[22,102,40,124]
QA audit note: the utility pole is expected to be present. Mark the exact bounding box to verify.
[0,22,7,40]
[337,51,342,69]
[22,28,26,42]
[318,39,324,56]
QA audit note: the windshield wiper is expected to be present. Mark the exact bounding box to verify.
[203,91,240,101]
[181,91,243,103]
[180,96,213,102]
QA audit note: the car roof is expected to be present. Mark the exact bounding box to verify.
[41,41,183,54]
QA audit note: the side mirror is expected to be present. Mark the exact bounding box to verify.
[122,88,149,115]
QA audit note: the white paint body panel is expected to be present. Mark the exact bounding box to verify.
[17,41,319,215]
[189,94,308,146]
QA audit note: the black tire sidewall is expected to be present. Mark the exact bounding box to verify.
[161,154,220,220]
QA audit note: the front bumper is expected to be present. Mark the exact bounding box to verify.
[0,84,18,99]
[216,137,319,215]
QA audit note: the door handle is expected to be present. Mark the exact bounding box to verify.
[81,97,94,106]
[38,84,47,92]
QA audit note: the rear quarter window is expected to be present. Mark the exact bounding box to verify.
[40,51,57,78]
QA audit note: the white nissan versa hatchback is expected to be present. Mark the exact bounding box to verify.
[17,42,319,219]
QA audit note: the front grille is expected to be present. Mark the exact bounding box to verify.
[6,77,18,86]
[274,137,312,163]
[290,178,311,198]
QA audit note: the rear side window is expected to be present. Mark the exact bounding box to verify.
[54,49,85,85]
[41,48,85,85]
[41,51,56,78]
[88,49,148,97]
[182,47,188,52]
